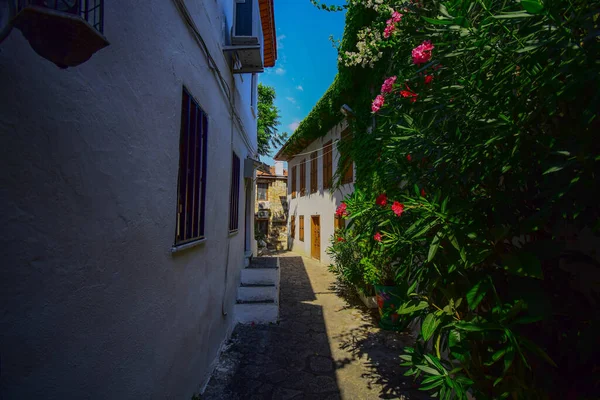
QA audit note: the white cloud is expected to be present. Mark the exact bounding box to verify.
[277,34,286,49]
[275,67,286,75]
[285,97,296,104]
[288,120,300,131]
[296,85,304,91]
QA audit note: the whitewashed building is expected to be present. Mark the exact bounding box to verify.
[275,120,354,265]
[0,0,276,398]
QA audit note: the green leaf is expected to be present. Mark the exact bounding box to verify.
[543,166,564,175]
[422,16,454,25]
[455,321,502,332]
[448,330,463,347]
[520,337,558,367]
[416,364,441,375]
[420,378,444,391]
[521,0,544,14]
[493,12,535,19]
[397,300,429,315]
[428,232,443,262]
[422,313,441,341]
[501,251,543,279]
[466,278,491,310]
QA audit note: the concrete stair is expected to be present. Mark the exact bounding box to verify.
[234,257,280,324]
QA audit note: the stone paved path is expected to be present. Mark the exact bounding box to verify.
[202,252,429,400]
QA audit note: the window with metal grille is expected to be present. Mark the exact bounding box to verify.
[290,215,295,239]
[322,140,333,190]
[229,152,241,232]
[257,182,268,201]
[175,87,208,245]
[341,129,354,184]
[291,165,297,199]
[310,151,318,194]
[299,216,304,241]
[18,0,105,33]
[300,160,306,196]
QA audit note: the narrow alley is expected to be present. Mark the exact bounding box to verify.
[203,253,429,400]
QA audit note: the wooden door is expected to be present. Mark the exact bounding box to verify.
[311,216,321,260]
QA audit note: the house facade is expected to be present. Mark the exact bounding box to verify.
[0,1,276,399]
[275,120,354,265]
[255,161,288,251]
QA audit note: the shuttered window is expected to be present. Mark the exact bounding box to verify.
[300,160,306,196]
[290,216,296,239]
[175,87,208,245]
[334,215,345,231]
[323,140,333,190]
[229,152,241,232]
[299,215,304,241]
[310,151,318,194]
[291,165,297,199]
[341,129,354,184]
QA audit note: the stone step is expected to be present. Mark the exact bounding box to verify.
[240,267,278,286]
[247,257,279,269]
[237,285,278,303]
[234,303,279,324]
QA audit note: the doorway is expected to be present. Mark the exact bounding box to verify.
[311,215,320,260]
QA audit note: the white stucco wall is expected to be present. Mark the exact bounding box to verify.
[0,0,264,399]
[286,121,354,265]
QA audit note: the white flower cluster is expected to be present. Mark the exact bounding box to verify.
[349,0,394,13]
[339,26,384,68]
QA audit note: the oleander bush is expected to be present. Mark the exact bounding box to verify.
[324,0,600,398]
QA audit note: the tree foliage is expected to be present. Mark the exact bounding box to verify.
[257,83,287,156]
[327,0,600,399]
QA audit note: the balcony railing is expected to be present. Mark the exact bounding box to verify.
[17,0,103,32]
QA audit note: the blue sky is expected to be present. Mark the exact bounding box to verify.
[259,0,347,165]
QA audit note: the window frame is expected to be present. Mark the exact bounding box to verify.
[310,151,318,194]
[257,182,269,201]
[300,159,306,196]
[229,151,241,233]
[323,140,333,190]
[334,214,345,231]
[174,86,208,247]
[290,215,295,239]
[291,165,297,199]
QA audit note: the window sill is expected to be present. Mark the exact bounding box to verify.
[171,238,206,254]
[228,229,239,237]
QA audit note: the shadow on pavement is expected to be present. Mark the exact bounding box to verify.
[329,280,429,400]
[202,256,344,400]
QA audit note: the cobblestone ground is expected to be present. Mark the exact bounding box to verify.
[202,252,429,400]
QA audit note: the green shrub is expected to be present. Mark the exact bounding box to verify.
[324,0,600,398]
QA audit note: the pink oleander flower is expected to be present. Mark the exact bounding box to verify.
[376,193,388,207]
[424,75,433,84]
[383,24,395,38]
[391,11,403,23]
[381,76,397,94]
[412,40,434,65]
[374,232,383,242]
[392,201,405,217]
[371,95,385,113]
[336,202,349,217]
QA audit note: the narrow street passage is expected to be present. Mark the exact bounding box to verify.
[203,253,429,400]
